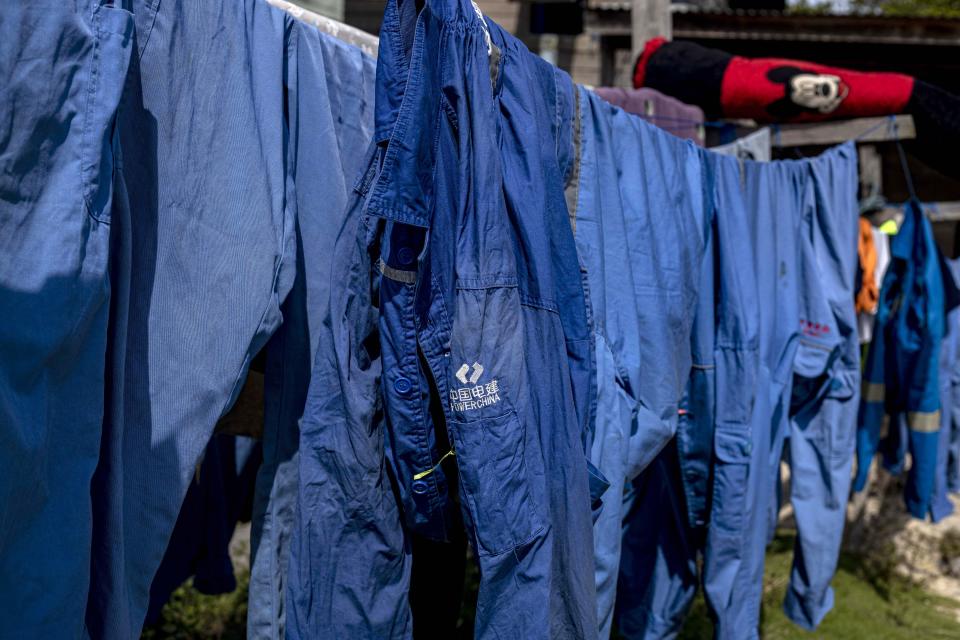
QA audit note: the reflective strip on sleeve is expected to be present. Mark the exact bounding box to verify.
[907,410,941,433]
[861,381,886,403]
[377,258,417,284]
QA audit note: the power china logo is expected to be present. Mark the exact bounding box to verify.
[449,361,502,412]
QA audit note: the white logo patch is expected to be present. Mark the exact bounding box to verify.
[456,362,484,385]
[450,361,501,412]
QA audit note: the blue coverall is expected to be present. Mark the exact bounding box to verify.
[931,260,960,523]
[290,1,598,637]
[612,148,759,640]
[855,199,946,520]
[614,143,860,638]
[569,87,712,639]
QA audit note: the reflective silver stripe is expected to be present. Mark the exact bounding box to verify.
[377,258,417,284]
[908,411,941,433]
[862,381,885,403]
[879,414,891,438]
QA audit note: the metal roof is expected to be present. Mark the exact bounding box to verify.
[584,4,960,44]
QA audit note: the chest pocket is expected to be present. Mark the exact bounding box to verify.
[447,282,545,556]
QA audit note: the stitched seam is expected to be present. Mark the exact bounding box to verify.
[520,295,559,314]
[81,7,102,221]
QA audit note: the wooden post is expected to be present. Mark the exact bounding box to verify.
[632,0,671,62]
[858,145,882,201]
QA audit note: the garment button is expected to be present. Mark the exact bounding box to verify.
[411,480,429,495]
[394,377,412,394]
[397,247,415,266]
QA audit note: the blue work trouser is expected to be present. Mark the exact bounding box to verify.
[0,3,132,636]
[613,152,759,640]
[570,87,710,639]
[147,434,261,624]
[89,1,312,636]
[247,22,376,640]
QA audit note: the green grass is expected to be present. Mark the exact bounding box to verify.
[143,531,960,639]
[677,532,960,640]
[141,570,248,640]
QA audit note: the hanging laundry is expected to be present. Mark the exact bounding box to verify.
[930,257,960,522]
[569,87,713,638]
[146,435,261,625]
[614,150,760,640]
[856,217,879,314]
[592,87,706,145]
[288,1,597,637]
[777,144,861,631]
[947,259,960,496]
[0,3,133,635]
[89,2,296,635]
[855,200,946,520]
[1,1,900,637]
[616,143,860,638]
[858,225,892,344]
[284,144,412,639]
[712,127,773,162]
[247,18,377,640]
[1,0,380,636]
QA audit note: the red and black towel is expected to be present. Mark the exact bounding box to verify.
[633,37,960,179]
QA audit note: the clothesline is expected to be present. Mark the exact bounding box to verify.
[266,0,379,55]
[263,1,915,154]
[634,112,917,146]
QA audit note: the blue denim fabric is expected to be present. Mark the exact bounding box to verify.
[613,151,759,640]
[855,200,945,520]
[286,145,414,638]
[359,1,597,636]
[569,88,710,638]
[89,1,299,636]
[247,22,376,640]
[0,2,132,636]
